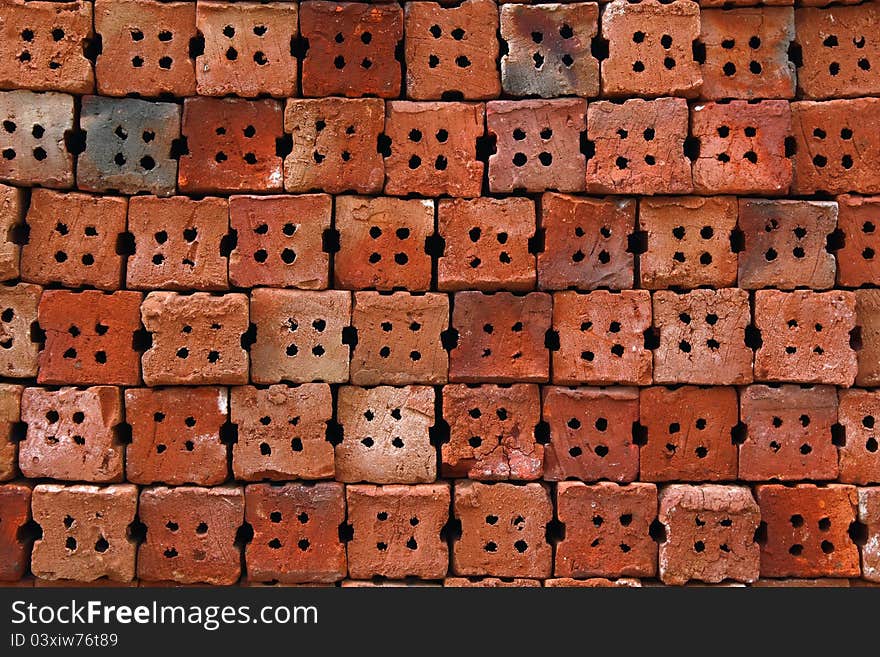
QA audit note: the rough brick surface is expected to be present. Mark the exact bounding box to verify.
[837,390,880,486]
[836,195,880,288]
[856,289,880,387]
[0,483,31,581]
[0,283,41,379]
[0,385,22,482]
[859,488,880,582]
[0,184,23,281]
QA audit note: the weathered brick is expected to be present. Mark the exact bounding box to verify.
[538,193,635,290]
[837,389,880,485]
[753,289,856,386]
[125,387,228,486]
[347,484,449,580]
[443,384,541,481]
[0,483,30,581]
[336,385,436,483]
[754,578,851,587]
[856,289,880,387]
[0,283,40,379]
[0,385,22,481]
[556,481,657,578]
[836,195,880,287]
[859,487,880,582]
[138,485,244,585]
[445,576,541,587]
[0,184,23,281]
[545,577,641,587]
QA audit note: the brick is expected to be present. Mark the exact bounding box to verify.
[545,577,641,587]
[245,482,346,584]
[585,98,692,195]
[691,101,792,195]
[699,8,795,100]
[756,484,860,579]
[94,0,197,98]
[404,0,500,100]
[229,194,331,289]
[0,483,29,583]
[250,289,350,385]
[600,0,701,98]
[487,99,586,194]
[552,290,651,385]
[791,99,880,195]
[31,483,137,583]
[0,184,23,281]
[737,199,837,290]
[754,289,857,386]
[0,91,74,188]
[859,488,880,582]
[639,196,737,289]
[856,289,880,387]
[336,385,436,484]
[542,386,639,483]
[196,1,297,98]
[350,292,449,386]
[0,385,22,481]
[538,193,634,290]
[452,481,552,578]
[837,390,880,485]
[450,291,550,383]
[658,485,760,585]
[0,1,94,94]
[179,97,283,194]
[347,484,450,580]
[739,384,838,482]
[37,290,143,386]
[653,288,754,385]
[19,386,123,483]
[0,283,40,378]
[138,486,244,585]
[754,578,851,587]
[300,1,403,98]
[284,99,385,195]
[140,292,249,387]
[836,195,880,287]
[79,96,180,197]
[341,579,439,588]
[383,101,484,198]
[443,384,541,481]
[698,0,793,6]
[556,481,657,578]
[125,387,228,486]
[639,386,738,482]
[334,196,433,292]
[445,577,541,587]
[500,3,599,98]
[127,196,228,291]
[22,190,127,291]
[795,5,880,100]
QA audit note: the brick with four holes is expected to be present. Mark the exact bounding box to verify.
[0,183,23,281]
[0,283,41,379]
[835,195,880,287]
[836,389,880,485]
[0,385,22,481]
[0,482,31,581]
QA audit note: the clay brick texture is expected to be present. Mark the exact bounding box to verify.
[3,0,879,589]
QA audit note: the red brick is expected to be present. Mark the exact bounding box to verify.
[836,195,880,287]
[739,384,838,482]
[231,384,333,482]
[31,483,138,583]
[698,0,793,6]
[585,98,692,195]
[756,484,860,579]
[658,485,760,585]
[452,481,552,578]
[19,386,123,483]
[0,184,23,281]
[553,290,651,386]
[350,292,449,386]
[140,292,249,386]
[404,0,500,100]
[556,481,657,578]
[334,196,433,292]
[245,482,346,584]
[300,1,403,98]
[450,291,550,383]
[195,1,297,98]
[545,577,641,587]
[538,193,635,290]
[653,288,754,385]
[228,194,331,290]
[138,485,244,585]
[856,289,880,387]
[179,97,284,194]
[691,101,792,195]
[21,190,126,291]
[837,390,880,485]
[754,289,857,386]
[0,482,31,581]
[699,8,796,100]
[250,289,350,385]
[542,386,639,483]
[639,386,738,482]
[443,384,541,481]
[347,484,450,580]
[600,0,701,98]
[858,488,880,582]
[737,199,837,290]
[336,385,436,483]
[445,577,541,587]
[500,3,599,98]
[125,387,228,486]
[0,385,22,481]
[754,578,851,587]
[127,196,228,292]
[383,101,484,198]
[284,99,385,195]
[95,0,197,98]
[37,290,143,386]
[0,1,94,94]
[341,579,438,588]
[0,283,40,379]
